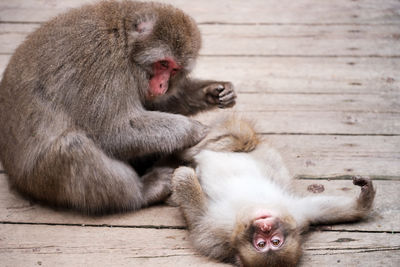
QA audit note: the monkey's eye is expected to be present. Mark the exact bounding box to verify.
[159,60,169,69]
[171,68,179,76]
[271,239,281,247]
[257,241,266,248]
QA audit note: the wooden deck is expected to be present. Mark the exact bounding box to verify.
[0,0,399,266]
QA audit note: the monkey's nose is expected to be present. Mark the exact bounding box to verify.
[260,223,271,232]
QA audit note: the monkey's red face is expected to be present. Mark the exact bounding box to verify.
[252,214,284,252]
[148,58,181,99]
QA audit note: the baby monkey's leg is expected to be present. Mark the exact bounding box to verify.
[171,167,206,227]
[294,177,375,228]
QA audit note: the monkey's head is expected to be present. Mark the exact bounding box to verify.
[125,3,202,100]
[232,208,302,267]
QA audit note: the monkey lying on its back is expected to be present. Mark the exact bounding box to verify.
[172,117,375,266]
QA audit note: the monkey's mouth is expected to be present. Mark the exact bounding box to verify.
[253,216,275,232]
[253,211,272,221]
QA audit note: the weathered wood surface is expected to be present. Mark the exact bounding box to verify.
[2,23,400,56]
[0,0,399,266]
[1,174,398,232]
[1,56,399,136]
[0,224,399,267]
[1,134,399,177]
[197,108,400,135]
[1,55,399,95]
[0,0,399,24]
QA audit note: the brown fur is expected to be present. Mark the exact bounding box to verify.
[233,214,302,267]
[172,116,375,266]
[0,1,236,214]
[180,115,260,161]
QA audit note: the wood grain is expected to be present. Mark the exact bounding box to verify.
[0,0,399,266]
[1,135,399,176]
[197,108,400,135]
[0,224,398,267]
[2,55,399,95]
[1,174,398,232]
[0,0,399,24]
[1,23,400,56]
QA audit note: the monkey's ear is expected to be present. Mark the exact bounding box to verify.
[131,19,155,40]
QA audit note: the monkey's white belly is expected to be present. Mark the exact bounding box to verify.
[194,150,288,221]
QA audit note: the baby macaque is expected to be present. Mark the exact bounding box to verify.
[0,1,236,214]
[172,117,375,266]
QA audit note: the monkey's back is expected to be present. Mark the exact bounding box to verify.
[0,2,137,179]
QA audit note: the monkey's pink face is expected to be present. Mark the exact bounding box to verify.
[252,214,284,252]
[148,58,181,98]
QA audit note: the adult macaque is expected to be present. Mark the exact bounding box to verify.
[172,117,375,266]
[0,1,236,214]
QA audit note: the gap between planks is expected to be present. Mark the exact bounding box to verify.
[1,178,398,232]
[1,220,399,234]
[2,21,400,26]
[1,0,399,25]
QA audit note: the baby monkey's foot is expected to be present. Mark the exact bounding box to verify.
[353,176,375,211]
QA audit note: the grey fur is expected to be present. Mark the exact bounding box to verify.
[0,1,236,214]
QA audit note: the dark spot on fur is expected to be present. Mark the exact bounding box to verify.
[108,28,119,38]
[33,83,53,102]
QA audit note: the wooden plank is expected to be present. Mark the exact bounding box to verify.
[1,55,399,95]
[194,57,400,94]
[1,23,400,56]
[300,251,400,266]
[197,108,400,135]
[1,174,399,232]
[267,135,400,178]
[0,224,398,266]
[0,24,39,55]
[1,136,399,176]
[235,93,400,112]
[0,0,399,24]
[0,55,10,75]
[0,136,399,177]
[301,231,400,266]
[0,224,229,267]
[200,24,400,57]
